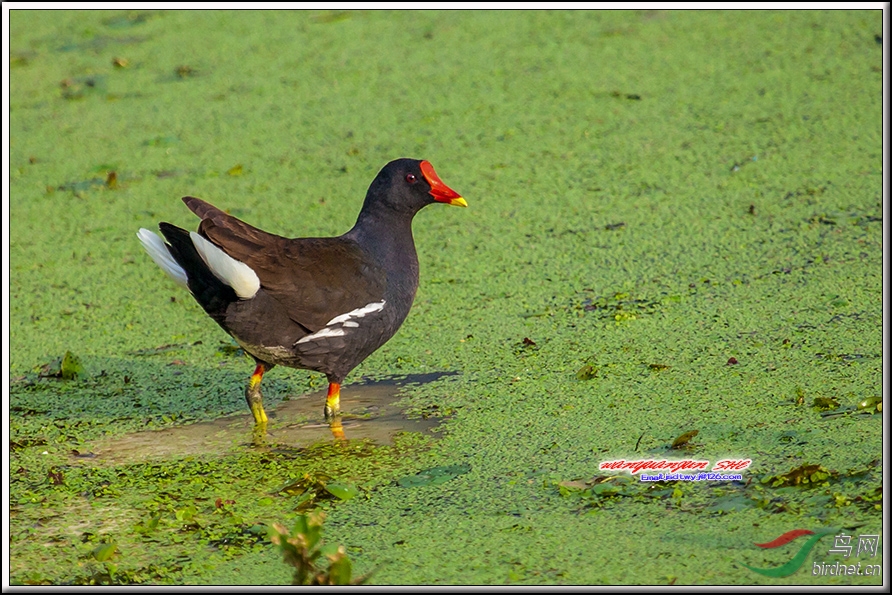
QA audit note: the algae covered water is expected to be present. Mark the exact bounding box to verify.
[7,9,883,585]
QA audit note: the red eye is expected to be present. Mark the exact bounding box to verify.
[406,173,417,184]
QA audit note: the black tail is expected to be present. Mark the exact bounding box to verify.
[158,223,237,323]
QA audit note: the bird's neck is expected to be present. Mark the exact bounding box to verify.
[347,208,420,299]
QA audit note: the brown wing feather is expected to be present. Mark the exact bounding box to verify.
[182,196,386,331]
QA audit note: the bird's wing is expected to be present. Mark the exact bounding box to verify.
[183,196,386,332]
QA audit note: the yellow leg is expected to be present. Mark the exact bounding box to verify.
[245,363,269,424]
[324,382,341,421]
[328,417,346,441]
[251,422,269,447]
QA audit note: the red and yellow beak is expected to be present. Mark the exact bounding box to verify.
[421,161,467,207]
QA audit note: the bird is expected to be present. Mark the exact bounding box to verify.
[137,158,466,427]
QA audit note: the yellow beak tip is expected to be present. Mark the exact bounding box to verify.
[451,197,468,208]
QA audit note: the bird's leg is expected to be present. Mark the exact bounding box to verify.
[328,417,346,441]
[251,423,269,448]
[325,382,345,440]
[324,382,341,421]
[245,362,270,424]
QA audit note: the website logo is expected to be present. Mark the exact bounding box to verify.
[742,529,881,578]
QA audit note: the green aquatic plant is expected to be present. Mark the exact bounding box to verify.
[270,510,369,586]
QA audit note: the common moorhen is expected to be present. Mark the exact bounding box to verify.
[137,158,465,425]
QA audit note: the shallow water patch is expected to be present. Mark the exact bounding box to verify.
[84,372,453,465]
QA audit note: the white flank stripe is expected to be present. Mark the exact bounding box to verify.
[326,300,386,325]
[296,327,346,344]
[190,232,260,299]
[295,300,385,346]
[137,229,189,290]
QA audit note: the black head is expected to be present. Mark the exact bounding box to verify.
[361,158,466,217]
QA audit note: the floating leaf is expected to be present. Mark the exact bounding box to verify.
[398,464,471,488]
[812,396,839,411]
[576,364,598,381]
[555,475,638,506]
[590,481,629,497]
[705,493,754,514]
[557,479,592,492]
[134,513,161,535]
[92,542,117,562]
[856,396,882,414]
[764,464,835,488]
[324,482,359,501]
[175,505,197,523]
[60,351,84,380]
[292,492,318,513]
[275,473,331,497]
[38,351,84,380]
[671,429,699,449]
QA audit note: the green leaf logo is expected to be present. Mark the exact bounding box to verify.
[741,528,838,578]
